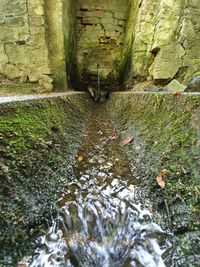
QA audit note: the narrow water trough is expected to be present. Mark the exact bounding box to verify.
[0,92,199,267]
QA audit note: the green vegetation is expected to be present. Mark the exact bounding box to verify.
[107,92,200,265]
[0,94,93,265]
[0,84,46,96]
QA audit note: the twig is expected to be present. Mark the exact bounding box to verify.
[164,199,172,226]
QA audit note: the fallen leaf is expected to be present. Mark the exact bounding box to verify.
[122,135,134,146]
[111,133,118,140]
[156,169,169,189]
[111,129,118,140]
[77,155,84,162]
[173,92,182,97]
[160,168,169,176]
[156,175,165,189]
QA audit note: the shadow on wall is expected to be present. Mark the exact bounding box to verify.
[75,0,129,91]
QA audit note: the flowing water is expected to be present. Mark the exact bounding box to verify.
[24,105,172,267]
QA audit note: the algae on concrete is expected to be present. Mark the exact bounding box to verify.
[0,93,93,265]
[107,92,200,265]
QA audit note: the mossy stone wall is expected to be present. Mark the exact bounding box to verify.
[76,0,128,85]
[45,0,78,90]
[123,0,200,85]
[0,0,200,92]
[0,0,77,93]
[0,0,52,91]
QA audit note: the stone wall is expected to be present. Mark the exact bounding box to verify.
[45,0,77,90]
[0,0,77,92]
[0,0,200,92]
[45,0,67,90]
[76,0,128,87]
[0,0,52,90]
[123,0,200,85]
[63,0,78,89]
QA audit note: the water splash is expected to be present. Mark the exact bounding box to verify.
[28,105,172,267]
[30,177,170,267]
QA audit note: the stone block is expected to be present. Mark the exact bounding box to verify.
[166,79,187,92]
[38,75,53,91]
[30,25,46,35]
[28,3,44,16]
[113,11,126,20]
[0,0,27,16]
[118,20,126,27]
[0,46,9,64]
[77,11,94,18]
[103,23,122,32]
[151,44,185,80]
[0,16,30,42]
[30,16,45,26]
[185,75,200,92]
[28,74,38,83]
[101,12,114,19]
[100,18,118,25]
[2,63,23,79]
[82,17,100,25]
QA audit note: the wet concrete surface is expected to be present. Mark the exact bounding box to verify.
[26,104,171,267]
[0,92,84,104]
[0,94,198,266]
[0,91,199,104]
[73,103,140,186]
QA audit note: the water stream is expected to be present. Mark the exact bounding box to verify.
[23,105,172,267]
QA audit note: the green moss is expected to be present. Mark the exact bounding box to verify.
[107,92,200,264]
[0,84,46,96]
[0,94,93,265]
[118,39,133,85]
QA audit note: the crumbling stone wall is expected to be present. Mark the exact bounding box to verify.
[0,0,199,93]
[123,0,200,85]
[0,0,77,92]
[76,0,128,86]
[0,0,52,90]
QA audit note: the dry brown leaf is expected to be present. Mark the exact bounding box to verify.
[160,168,169,176]
[173,92,182,97]
[156,169,169,189]
[122,135,134,146]
[77,155,84,162]
[111,134,118,140]
[156,175,165,189]
[111,129,118,140]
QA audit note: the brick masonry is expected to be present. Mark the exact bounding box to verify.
[76,0,128,87]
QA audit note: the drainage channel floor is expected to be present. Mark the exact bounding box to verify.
[20,104,171,267]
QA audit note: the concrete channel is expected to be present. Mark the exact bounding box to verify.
[0,92,199,266]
